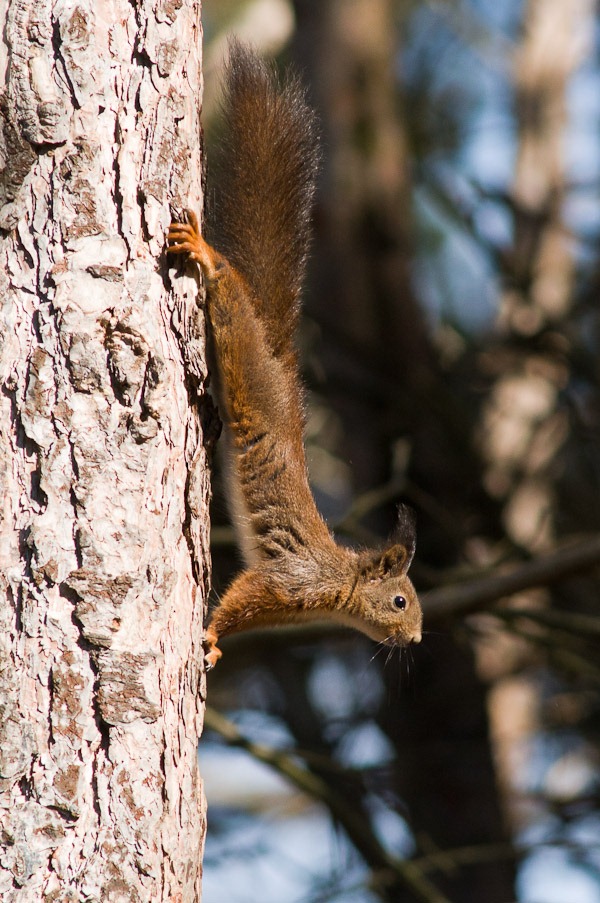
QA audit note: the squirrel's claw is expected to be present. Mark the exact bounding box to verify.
[205,627,222,670]
[167,212,224,283]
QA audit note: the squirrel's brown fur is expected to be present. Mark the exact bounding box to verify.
[210,42,319,372]
[168,42,422,668]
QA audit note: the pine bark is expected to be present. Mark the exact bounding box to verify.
[0,0,210,899]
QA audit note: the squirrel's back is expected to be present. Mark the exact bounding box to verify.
[209,41,319,368]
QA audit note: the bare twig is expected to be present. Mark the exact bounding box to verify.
[413,837,600,874]
[425,534,600,620]
[489,605,600,638]
[500,620,600,681]
[203,706,452,903]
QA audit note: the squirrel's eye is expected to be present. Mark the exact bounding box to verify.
[393,595,407,610]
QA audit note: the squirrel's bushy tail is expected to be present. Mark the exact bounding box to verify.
[210,40,320,364]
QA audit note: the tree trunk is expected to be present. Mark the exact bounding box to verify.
[0,0,210,899]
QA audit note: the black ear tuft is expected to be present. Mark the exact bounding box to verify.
[393,504,416,569]
[358,505,417,581]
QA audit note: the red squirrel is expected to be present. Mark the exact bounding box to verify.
[168,41,422,668]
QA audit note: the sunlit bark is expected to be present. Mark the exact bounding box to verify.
[0,0,210,898]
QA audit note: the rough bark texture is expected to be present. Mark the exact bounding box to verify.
[0,0,210,899]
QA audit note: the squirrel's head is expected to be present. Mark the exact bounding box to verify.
[350,506,422,647]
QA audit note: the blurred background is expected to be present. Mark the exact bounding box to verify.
[199,1,600,901]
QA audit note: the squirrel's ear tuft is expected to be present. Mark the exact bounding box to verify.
[359,505,417,580]
[393,504,416,568]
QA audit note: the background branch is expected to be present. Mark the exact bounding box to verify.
[425,535,600,619]
[203,707,453,903]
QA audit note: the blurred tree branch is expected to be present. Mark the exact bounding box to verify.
[203,706,453,903]
[413,837,600,874]
[204,4,600,900]
[424,534,600,619]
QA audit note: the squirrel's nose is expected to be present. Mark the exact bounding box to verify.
[412,630,422,644]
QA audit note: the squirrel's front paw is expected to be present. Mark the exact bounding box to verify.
[205,627,222,670]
